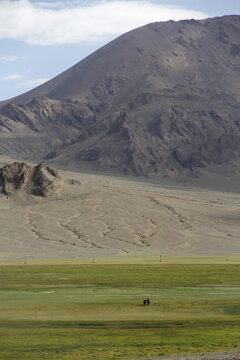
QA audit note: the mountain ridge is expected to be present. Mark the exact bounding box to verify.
[0,15,240,178]
[1,15,239,106]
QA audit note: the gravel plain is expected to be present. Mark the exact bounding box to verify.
[131,352,240,360]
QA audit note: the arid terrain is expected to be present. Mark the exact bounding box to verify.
[0,16,239,178]
[1,155,240,260]
[0,15,239,259]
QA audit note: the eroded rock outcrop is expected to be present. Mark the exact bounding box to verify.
[0,162,62,197]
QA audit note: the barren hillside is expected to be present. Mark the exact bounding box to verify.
[0,15,240,177]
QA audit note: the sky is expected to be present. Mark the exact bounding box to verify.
[0,0,239,101]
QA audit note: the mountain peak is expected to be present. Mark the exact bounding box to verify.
[0,15,239,178]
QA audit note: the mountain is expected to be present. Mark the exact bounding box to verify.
[0,15,240,178]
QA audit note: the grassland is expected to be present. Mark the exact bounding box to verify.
[1,254,240,266]
[1,259,240,359]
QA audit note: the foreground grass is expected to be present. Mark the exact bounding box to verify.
[1,320,240,360]
[1,263,240,359]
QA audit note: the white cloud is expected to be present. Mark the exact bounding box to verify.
[3,73,24,80]
[0,0,208,46]
[0,55,19,62]
[33,1,63,8]
[2,71,49,89]
[17,77,50,87]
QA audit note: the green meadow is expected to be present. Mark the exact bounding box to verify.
[1,257,240,359]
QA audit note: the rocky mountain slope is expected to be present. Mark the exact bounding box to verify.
[0,15,240,177]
